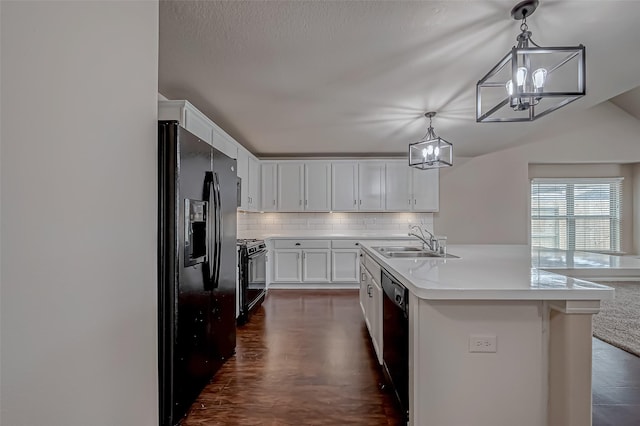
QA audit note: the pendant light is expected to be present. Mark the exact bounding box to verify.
[476,0,585,122]
[408,112,453,169]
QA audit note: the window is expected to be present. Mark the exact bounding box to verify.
[531,178,622,252]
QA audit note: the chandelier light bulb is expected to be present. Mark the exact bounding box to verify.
[426,145,434,155]
[506,79,514,96]
[532,68,547,91]
[434,146,440,157]
[516,67,528,88]
[422,148,428,158]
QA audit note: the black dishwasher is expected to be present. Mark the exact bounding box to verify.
[381,270,409,420]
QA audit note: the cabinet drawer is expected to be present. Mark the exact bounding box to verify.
[331,240,361,249]
[273,239,331,249]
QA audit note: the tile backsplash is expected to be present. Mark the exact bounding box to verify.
[237,212,434,238]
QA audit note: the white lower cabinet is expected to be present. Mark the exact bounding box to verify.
[331,249,360,282]
[360,268,372,331]
[302,249,331,282]
[360,252,383,365]
[273,250,302,282]
[271,239,363,285]
[370,275,382,364]
[272,240,331,284]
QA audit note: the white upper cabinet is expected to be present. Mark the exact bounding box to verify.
[332,161,389,212]
[278,162,304,211]
[358,162,386,211]
[158,100,238,160]
[385,161,411,211]
[247,155,261,211]
[211,127,238,160]
[261,162,278,212]
[412,168,439,212]
[385,160,439,212]
[237,147,249,210]
[304,162,331,211]
[331,162,359,211]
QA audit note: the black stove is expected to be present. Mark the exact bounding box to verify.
[237,238,265,249]
[237,239,267,325]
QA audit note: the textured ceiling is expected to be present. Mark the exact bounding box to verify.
[159,0,640,157]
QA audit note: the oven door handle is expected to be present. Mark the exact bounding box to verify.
[250,249,267,257]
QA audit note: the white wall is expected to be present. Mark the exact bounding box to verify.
[1,2,159,425]
[435,102,640,253]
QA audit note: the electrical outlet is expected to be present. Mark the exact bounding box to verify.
[469,335,497,353]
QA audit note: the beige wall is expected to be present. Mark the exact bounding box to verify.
[1,2,159,425]
[435,102,640,253]
[635,164,640,253]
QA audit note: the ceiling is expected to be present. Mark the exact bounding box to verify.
[159,0,640,158]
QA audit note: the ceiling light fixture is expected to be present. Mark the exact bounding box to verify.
[476,0,585,122]
[409,112,453,169]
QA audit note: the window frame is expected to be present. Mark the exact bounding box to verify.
[530,177,623,253]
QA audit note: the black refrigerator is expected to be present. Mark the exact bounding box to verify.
[158,121,237,426]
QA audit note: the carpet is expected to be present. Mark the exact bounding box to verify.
[592,281,640,357]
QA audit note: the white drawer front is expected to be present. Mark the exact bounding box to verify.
[331,240,361,249]
[273,239,331,249]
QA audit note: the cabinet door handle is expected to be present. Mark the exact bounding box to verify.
[414,199,416,205]
[408,199,411,205]
[305,199,308,206]
[295,242,301,246]
[353,199,356,206]
[273,199,275,206]
[355,242,359,246]
[299,199,302,206]
[361,272,366,282]
[359,199,362,205]
[367,285,372,297]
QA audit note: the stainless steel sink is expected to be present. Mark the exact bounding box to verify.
[375,246,424,252]
[372,246,459,259]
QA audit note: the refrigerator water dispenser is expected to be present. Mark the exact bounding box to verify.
[184,199,207,266]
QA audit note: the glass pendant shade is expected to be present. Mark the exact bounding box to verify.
[476,0,585,122]
[408,112,453,169]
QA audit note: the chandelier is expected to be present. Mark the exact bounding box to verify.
[408,112,453,169]
[476,0,585,122]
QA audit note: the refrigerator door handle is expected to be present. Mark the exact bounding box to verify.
[203,171,215,289]
[213,172,223,288]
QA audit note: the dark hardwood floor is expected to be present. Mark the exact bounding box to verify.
[181,290,640,426]
[182,290,403,426]
[593,337,640,426]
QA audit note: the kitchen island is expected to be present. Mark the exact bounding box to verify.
[359,242,640,426]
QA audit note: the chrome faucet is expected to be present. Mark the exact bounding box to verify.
[408,225,439,252]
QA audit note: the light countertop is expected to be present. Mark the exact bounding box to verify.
[359,242,635,301]
[252,233,415,240]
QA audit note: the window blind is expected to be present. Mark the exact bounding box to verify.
[531,178,622,252]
